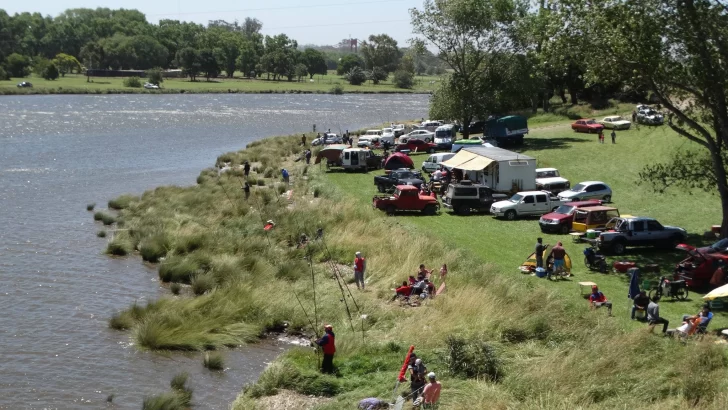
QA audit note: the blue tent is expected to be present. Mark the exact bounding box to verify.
[628,268,641,299]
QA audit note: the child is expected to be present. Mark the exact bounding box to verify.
[439,264,448,282]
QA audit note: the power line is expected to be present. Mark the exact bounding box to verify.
[147,0,409,17]
[261,19,409,31]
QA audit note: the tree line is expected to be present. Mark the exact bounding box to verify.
[412,0,728,236]
[0,8,444,87]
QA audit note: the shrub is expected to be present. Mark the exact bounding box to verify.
[108,194,138,210]
[159,257,200,283]
[42,63,59,80]
[170,282,181,295]
[146,68,164,85]
[86,203,95,211]
[93,211,104,221]
[109,313,132,330]
[368,67,388,84]
[346,67,367,86]
[6,53,31,77]
[276,184,287,195]
[100,213,116,225]
[256,179,265,186]
[106,239,132,256]
[123,76,142,88]
[263,167,275,178]
[330,85,344,95]
[203,352,225,370]
[97,230,107,238]
[445,336,503,382]
[393,70,414,89]
[140,234,169,263]
[191,273,215,295]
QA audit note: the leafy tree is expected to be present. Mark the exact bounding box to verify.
[367,67,388,84]
[242,17,263,37]
[336,53,363,75]
[410,0,529,136]
[237,34,264,77]
[393,69,414,89]
[146,67,164,85]
[360,34,401,72]
[0,67,9,80]
[572,0,728,237]
[260,34,298,80]
[301,48,327,79]
[398,54,415,74]
[53,53,81,76]
[5,53,31,77]
[176,47,200,81]
[43,62,59,80]
[80,41,103,81]
[32,56,52,77]
[294,63,308,82]
[198,49,221,80]
[346,67,367,85]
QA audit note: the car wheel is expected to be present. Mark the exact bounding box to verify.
[424,138,431,143]
[428,148,435,153]
[423,204,437,215]
[612,240,626,255]
[505,210,517,221]
[560,224,570,235]
[602,195,611,203]
[386,205,396,216]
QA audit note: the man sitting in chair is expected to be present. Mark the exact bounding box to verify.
[666,316,701,339]
[588,285,613,316]
[682,304,713,333]
[631,290,650,320]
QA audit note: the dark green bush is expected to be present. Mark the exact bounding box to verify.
[170,283,181,295]
[86,203,95,211]
[263,167,275,178]
[393,70,414,89]
[191,273,215,295]
[159,257,200,283]
[123,76,142,88]
[106,239,131,256]
[330,85,344,94]
[97,230,107,238]
[140,234,169,263]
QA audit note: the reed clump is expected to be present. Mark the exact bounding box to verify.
[108,194,139,210]
[203,352,225,370]
[86,203,95,211]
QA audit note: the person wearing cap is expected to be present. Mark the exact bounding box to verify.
[421,372,442,407]
[647,295,669,333]
[354,252,366,290]
[588,286,613,315]
[315,324,336,374]
[408,358,427,401]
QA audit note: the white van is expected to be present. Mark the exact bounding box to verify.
[342,148,378,171]
[422,152,455,173]
[435,124,456,139]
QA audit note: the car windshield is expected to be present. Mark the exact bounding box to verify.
[509,194,523,203]
[710,238,728,252]
[570,183,586,192]
[604,218,625,231]
[614,116,625,121]
[382,128,393,133]
[586,120,597,124]
[537,170,559,178]
[554,205,574,215]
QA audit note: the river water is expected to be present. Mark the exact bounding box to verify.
[0,94,429,409]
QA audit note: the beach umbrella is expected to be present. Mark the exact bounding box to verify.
[703,283,728,300]
[628,268,641,299]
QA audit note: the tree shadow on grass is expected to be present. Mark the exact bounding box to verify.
[516,137,590,153]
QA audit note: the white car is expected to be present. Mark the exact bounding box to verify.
[558,181,613,202]
[535,168,570,194]
[636,108,664,125]
[392,124,406,137]
[599,116,631,130]
[399,129,435,143]
[422,153,455,173]
[312,133,343,146]
[143,83,160,89]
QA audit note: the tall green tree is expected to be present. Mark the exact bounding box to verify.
[300,48,327,79]
[5,53,31,77]
[359,34,401,72]
[53,53,81,76]
[198,49,221,80]
[176,47,200,81]
[336,54,363,75]
[237,34,264,77]
[568,0,728,237]
[260,34,298,80]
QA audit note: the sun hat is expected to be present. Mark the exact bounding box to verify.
[427,372,436,379]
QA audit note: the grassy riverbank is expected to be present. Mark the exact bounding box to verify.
[101,103,728,409]
[0,73,435,95]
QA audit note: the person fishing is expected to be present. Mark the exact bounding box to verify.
[242,181,250,200]
[243,161,251,178]
[315,324,336,374]
[301,134,307,146]
[305,149,312,165]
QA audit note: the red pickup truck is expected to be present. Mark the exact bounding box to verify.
[538,200,602,234]
[373,185,439,215]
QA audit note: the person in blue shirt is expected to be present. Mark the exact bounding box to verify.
[281,168,289,185]
[683,304,713,329]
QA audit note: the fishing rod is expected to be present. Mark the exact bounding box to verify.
[233,174,273,247]
[305,244,321,369]
[320,236,361,313]
[217,175,239,212]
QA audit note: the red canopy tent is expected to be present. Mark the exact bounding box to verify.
[383,152,414,170]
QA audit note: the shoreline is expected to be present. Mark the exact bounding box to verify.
[1,88,430,96]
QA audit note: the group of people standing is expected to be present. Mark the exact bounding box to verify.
[597,129,617,144]
[534,238,568,279]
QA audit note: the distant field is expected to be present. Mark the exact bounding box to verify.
[0,73,439,94]
[325,108,726,331]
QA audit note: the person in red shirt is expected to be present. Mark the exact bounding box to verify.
[353,251,366,290]
[315,324,336,374]
[588,285,613,315]
[392,281,412,301]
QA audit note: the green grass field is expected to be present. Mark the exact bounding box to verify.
[0,73,437,95]
[324,116,725,331]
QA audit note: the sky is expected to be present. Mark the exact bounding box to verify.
[2,0,423,47]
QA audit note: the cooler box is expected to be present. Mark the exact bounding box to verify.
[613,261,637,273]
[535,267,547,278]
[586,230,598,239]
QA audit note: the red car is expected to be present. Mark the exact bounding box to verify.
[395,139,438,153]
[674,243,728,289]
[571,119,605,133]
[372,185,439,215]
[538,200,602,234]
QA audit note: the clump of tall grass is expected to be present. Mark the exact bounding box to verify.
[106,238,132,256]
[158,256,200,283]
[191,273,215,295]
[93,211,116,225]
[140,234,169,263]
[445,336,503,382]
[97,230,107,238]
[256,179,265,186]
[142,372,193,410]
[203,352,225,370]
[108,194,138,210]
[86,203,95,211]
[263,167,275,178]
[170,283,181,295]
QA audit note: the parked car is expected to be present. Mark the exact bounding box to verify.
[557,181,612,202]
[599,116,632,130]
[399,129,435,143]
[374,169,424,192]
[422,153,455,173]
[596,216,687,255]
[674,243,728,289]
[144,83,160,89]
[433,137,453,151]
[395,139,437,153]
[312,133,343,146]
[443,182,508,215]
[571,119,605,133]
[571,206,620,232]
[372,185,440,215]
[699,238,728,255]
[636,108,664,125]
[538,200,603,234]
[535,168,570,194]
[393,124,406,137]
[17,81,33,88]
[490,191,567,220]
[416,120,442,132]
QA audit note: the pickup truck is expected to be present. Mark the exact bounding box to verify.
[373,185,440,215]
[490,191,567,220]
[374,169,424,193]
[535,168,570,194]
[596,216,688,255]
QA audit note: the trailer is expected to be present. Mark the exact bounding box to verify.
[484,115,529,146]
[441,146,536,193]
